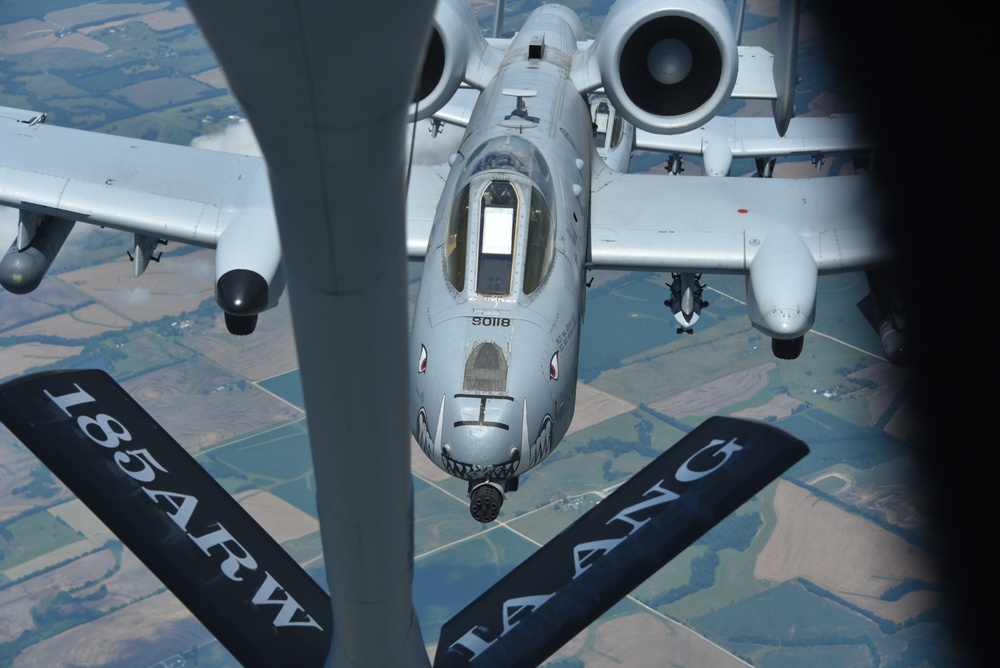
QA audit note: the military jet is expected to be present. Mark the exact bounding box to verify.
[0,0,885,664]
[0,0,886,527]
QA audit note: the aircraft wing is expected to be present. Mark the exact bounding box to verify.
[589,169,889,273]
[634,114,874,159]
[0,107,443,261]
[406,164,450,259]
[0,106,270,248]
[430,87,480,128]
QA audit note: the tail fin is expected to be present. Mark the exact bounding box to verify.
[434,416,807,667]
[0,370,332,668]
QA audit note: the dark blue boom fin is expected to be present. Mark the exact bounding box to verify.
[0,369,332,668]
[434,416,808,667]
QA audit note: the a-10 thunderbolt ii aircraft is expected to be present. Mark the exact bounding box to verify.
[0,0,888,526]
[0,0,883,665]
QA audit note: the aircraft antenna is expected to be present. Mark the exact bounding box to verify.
[493,0,505,38]
[734,0,746,44]
[771,0,801,135]
[406,102,419,193]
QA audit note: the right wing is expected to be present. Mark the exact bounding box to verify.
[0,108,444,327]
[0,106,446,259]
[0,108,283,329]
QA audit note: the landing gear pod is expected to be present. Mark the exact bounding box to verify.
[214,208,285,335]
[224,312,259,336]
[0,217,74,294]
[746,226,817,359]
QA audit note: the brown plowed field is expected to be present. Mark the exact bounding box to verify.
[649,363,775,418]
[757,480,939,623]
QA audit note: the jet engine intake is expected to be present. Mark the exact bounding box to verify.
[409,0,481,121]
[594,0,738,133]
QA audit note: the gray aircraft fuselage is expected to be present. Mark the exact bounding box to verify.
[411,6,591,521]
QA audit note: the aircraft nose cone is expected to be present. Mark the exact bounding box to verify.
[648,38,692,85]
[437,397,524,481]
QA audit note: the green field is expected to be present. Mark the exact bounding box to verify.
[258,371,305,409]
[212,422,313,482]
[413,530,540,641]
[0,512,80,570]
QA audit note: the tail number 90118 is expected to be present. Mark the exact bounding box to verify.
[471,317,511,327]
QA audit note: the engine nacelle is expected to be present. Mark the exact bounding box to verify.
[408,0,481,121]
[593,0,738,134]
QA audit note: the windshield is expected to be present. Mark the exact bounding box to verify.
[476,180,518,295]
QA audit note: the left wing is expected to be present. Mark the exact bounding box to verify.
[589,165,890,357]
[635,114,874,176]
[635,114,872,158]
[589,169,887,273]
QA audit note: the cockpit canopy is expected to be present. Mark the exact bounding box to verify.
[460,134,552,186]
[445,136,555,298]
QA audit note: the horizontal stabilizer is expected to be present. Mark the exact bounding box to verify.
[0,370,332,668]
[434,416,807,667]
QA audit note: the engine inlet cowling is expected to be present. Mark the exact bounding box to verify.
[595,0,738,134]
[409,0,481,121]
